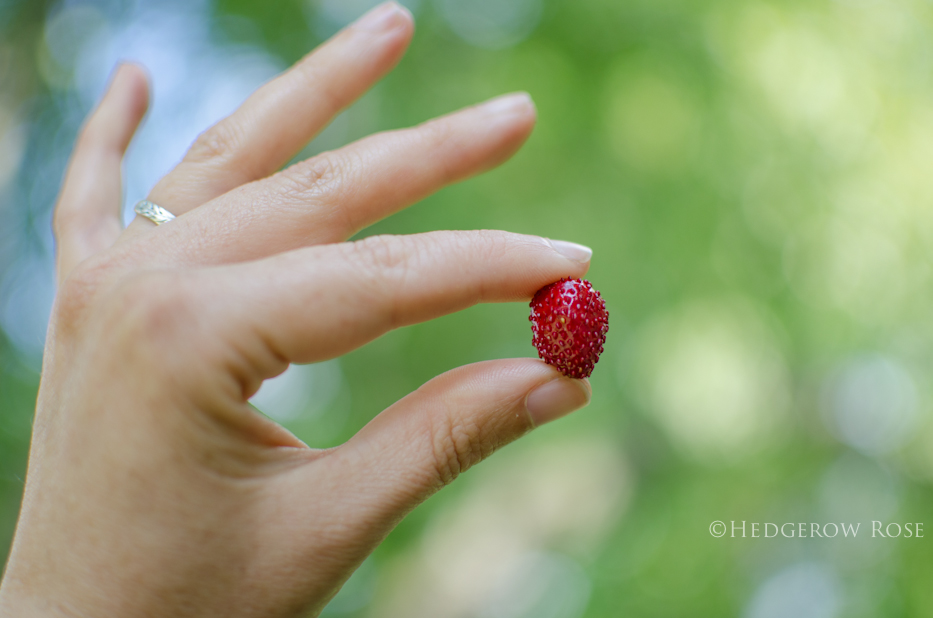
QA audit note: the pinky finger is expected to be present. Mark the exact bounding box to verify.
[54,63,149,285]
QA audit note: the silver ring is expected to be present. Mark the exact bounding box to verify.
[134,200,176,225]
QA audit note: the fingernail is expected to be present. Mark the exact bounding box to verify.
[547,238,593,263]
[355,2,409,32]
[481,92,535,116]
[525,378,591,426]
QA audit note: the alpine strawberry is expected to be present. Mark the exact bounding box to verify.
[529,278,608,379]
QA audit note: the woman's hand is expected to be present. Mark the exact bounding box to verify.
[0,3,592,616]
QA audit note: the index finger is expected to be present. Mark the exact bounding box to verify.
[199,230,593,379]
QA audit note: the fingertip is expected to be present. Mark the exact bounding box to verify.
[388,2,413,18]
[525,375,591,427]
[513,91,538,122]
[479,92,535,118]
[545,238,593,264]
[331,2,414,87]
[493,92,536,134]
[374,3,415,66]
[502,92,537,144]
[382,12,415,63]
[388,2,415,33]
[113,62,151,120]
[352,1,415,38]
[511,102,537,147]
[460,92,537,172]
[94,64,150,138]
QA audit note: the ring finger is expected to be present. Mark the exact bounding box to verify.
[133,93,536,267]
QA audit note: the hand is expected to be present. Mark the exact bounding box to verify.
[0,3,592,616]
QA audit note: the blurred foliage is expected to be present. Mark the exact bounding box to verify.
[4,0,933,616]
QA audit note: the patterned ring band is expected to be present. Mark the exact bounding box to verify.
[134,200,176,225]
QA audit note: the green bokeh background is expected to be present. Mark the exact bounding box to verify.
[3,0,933,615]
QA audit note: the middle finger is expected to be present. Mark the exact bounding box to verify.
[146,93,536,267]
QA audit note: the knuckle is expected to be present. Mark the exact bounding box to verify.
[428,408,490,486]
[286,152,344,197]
[319,151,360,196]
[339,234,416,329]
[295,64,343,118]
[187,121,243,164]
[280,151,363,230]
[420,116,454,146]
[354,234,413,289]
[352,234,412,274]
[417,120,460,182]
[477,230,519,265]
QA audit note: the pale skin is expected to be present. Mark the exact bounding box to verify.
[0,3,594,616]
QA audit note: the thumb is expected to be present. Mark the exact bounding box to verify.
[252,360,588,614]
[322,359,590,531]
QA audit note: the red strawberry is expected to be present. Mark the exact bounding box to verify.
[529,278,609,379]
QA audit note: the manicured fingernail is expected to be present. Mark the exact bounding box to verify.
[547,239,593,263]
[355,2,409,32]
[481,92,535,116]
[525,378,591,426]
